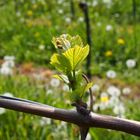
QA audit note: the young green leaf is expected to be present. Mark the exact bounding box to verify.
[53,74,69,84]
[83,82,93,95]
[50,34,92,104]
[63,45,89,71]
[52,34,71,50]
[69,35,83,47]
[50,53,71,73]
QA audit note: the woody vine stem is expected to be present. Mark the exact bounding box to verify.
[0,96,140,137]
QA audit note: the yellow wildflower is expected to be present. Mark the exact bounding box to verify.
[117,26,124,33]
[34,32,40,38]
[46,20,52,27]
[117,38,125,45]
[26,21,33,27]
[27,10,33,17]
[32,4,38,10]
[127,26,133,34]
[105,50,112,57]
[100,96,109,103]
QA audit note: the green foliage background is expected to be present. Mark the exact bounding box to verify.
[0,0,140,139]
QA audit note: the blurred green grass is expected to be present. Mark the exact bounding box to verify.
[0,0,140,139]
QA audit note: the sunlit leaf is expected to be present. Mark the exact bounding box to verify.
[63,45,89,70]
[53,74,63,80]
[51,45,89,73]
[79,82,93,97]
[50,53,71,73]
[53,74,69,84]
[84,82,93,93]
[69,35,83,47]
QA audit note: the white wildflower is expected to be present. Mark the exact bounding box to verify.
[0,67,13,76]
[58,0,63,4]
[46,89,53,95]
[103,0,112,4]
[97,22,102,27]
[16,11,21,17]
[61,34,67,38]
[0,55,15,76]
[65,99,71,105]
[39,44,45,50]
[20,18,25,23]
[122,87,131,95]
[114,13,120,18]
[86,133,92,140]
[32,73,44,81]
[0,108,6,115]
[92,0,98,7]
[107,86,121,97]
[100,92,108,98]
[106,70,116,79]
[2,61,15,68]
[108,96,120,107]
[58,9,63,14]
[4,56,15,61]
[60,121,67,129]
[62,84,69,92]
[93,103,100,111]
[103,0,112,8]
[50,78,60,87]
[106,25,113,31]
[65,17,71,24]
[91,84,100,92]
[3,56,15,68]
[78,17,84,22]
[94,12,99,17]
[113,103,125,117]
[40,117,51,126]
[99,102,109,110]
[126,59,136,68]
[3,92,13,97]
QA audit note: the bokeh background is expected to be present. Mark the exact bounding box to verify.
[0,0,140,140]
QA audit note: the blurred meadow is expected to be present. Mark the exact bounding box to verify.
[0,0,140,140]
